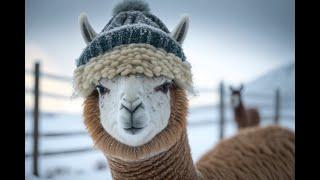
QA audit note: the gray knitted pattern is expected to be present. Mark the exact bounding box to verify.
[76,10,186,67]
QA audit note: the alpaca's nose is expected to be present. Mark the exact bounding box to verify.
[121,97,143,112]
[119,97,146,134]
[120,98,143,114]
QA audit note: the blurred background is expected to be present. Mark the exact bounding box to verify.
[25,0,295,179]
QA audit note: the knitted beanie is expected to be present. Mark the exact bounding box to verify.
[73,0,193,97]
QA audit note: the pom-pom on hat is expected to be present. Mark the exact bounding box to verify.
[74,0,193,97]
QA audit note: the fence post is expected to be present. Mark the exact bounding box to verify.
[274,88,281,125]
[219,81,225,140]
[33,62,40,176]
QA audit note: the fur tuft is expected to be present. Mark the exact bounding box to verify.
[112,0,150,15]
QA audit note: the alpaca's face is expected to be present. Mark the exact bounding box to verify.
[230,85,244,108]
[231,94,241,108]
[97,75,172,147]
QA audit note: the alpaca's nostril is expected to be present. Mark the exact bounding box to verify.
[120,102,143,114]
[132,102,143,112]
[120,103,132,113]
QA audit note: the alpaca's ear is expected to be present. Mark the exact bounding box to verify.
[171,15,189,45]
[79,13,97,45]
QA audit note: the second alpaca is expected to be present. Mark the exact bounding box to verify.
[230,84,260,129]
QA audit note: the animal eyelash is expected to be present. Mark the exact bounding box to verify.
[154,81,173,94]
[96,84,110,95]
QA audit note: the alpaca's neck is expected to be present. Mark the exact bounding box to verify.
[234,101,245,114]
[105,132,198,180]
[234,101,248,128]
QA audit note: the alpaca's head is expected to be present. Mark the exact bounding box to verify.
[96,75,172,146]
[229,84,244,108]
[73,1,194,160]
[83,77,188,161]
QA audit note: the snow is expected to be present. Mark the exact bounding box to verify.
[245,62,295,97]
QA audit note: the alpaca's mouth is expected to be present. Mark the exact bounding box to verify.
[123,127,144,135]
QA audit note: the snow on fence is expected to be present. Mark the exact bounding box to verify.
[25,62,294,177]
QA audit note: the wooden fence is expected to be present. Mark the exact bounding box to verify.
[26,62,294,176]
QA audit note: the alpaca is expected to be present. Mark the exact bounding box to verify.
[230,84,260,129]
[84,87,294,180]
[73,1,294,179]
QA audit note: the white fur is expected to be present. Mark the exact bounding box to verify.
[98,75,171,147]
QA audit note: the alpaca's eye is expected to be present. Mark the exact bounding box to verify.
[96,84,110,95]
[155,81,172,94]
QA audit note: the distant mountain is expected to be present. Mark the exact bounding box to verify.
[245,62,295,98]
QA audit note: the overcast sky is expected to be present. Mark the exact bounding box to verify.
[25,0,294,112]
[26,0,294,84]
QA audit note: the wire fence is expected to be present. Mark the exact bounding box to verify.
[25,62,295,176]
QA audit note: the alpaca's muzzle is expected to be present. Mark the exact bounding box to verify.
[119,98,147,135]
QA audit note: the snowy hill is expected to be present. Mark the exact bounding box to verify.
[245,62,295,97]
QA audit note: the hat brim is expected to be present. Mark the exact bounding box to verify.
[73,43,193,97]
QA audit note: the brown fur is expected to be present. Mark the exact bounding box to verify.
[107,133,197,180]
[247,108,260,126]
[234,101,260,129]
[230,86,261,129]
[196,125,294,180]
[83,87,294,180]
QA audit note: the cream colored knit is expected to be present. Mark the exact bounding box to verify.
[73,43,193,97]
